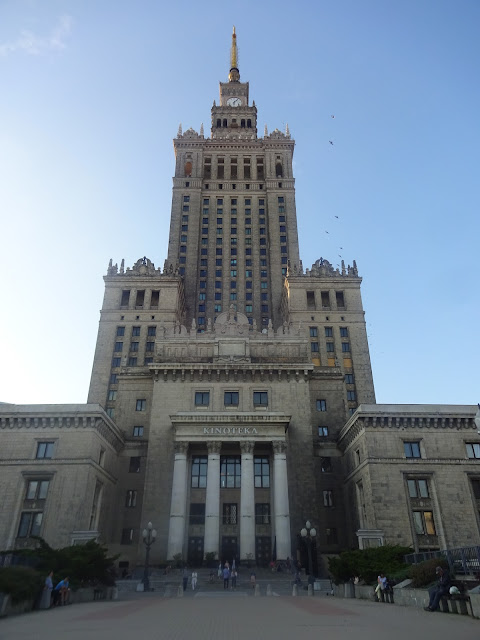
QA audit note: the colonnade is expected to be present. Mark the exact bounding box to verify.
[166,439,291,561]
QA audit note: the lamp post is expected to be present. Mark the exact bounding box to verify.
[142,522,157,591]
[300,520,317,583]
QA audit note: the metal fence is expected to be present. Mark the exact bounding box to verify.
[404,545,480,576]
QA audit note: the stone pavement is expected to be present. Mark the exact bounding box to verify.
[0,591,478,640]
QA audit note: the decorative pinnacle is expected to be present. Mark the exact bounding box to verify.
[228,26,240,82]
[231,26,237,68]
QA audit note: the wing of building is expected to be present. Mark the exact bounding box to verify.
[1,30,479,576]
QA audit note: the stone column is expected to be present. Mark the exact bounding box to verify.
[166,442,189,560]
[204,441,221,559]
[273,440,291,560]
[240,441,256,562]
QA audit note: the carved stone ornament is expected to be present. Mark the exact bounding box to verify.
[272,440,287,454]
[174,441,189,455]
[207,441,222,455]
[240,441,255,454]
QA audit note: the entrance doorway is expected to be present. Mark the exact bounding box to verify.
[255,536,271,566]
[221,536,238,565]
[188,537,204,567]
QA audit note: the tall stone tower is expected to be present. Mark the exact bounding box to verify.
[166,27,300,330]
[86,29,376,572]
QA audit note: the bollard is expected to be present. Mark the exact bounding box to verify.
[292,584,298,597]
[254,584,260,597]
[308,584,314,597]
[177,585,184,598]
[266,584,272,597]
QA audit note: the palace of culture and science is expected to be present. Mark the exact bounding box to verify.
[1,30,478,576]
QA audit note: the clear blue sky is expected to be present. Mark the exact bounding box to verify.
[1,0,479,406]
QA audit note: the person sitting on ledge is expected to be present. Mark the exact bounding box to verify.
[424,566,451,611]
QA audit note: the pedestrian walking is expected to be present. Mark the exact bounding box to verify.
[231,569,237,590]
[191,570,198,590]
[223,565,230,589]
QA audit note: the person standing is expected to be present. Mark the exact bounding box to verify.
[191,570,198,590]
[231,569,237,590]
[217,563,222,581]
[182,567,189,591]
[42,571,53,608]
[223,565,230,589]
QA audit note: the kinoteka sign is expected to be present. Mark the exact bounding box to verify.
[203,426,258,435]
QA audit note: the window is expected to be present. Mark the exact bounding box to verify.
[132,326,140,337]
[136,399,146,411]
[133,426,144,437]
[112,357,121,367]
[108,390,117,401]
[125,490,137,507]
[114,342,123,352]
[191,456,208,488]
[220,456,241,488]
[342,342,351,352]
[408,479,429,498]
[195,391,210,406]
[26,480,49,500]
[340,327,349,337]
[318,426,329,437]
[129,457,141,473]
[223,503,237,524]
[326,527,338,545]
[190,503,206,524]
[253,391,268,407]
[323,490,334,507]
[128,357,137,366]
[336,291,345,308]
[309,327,318,337]
[325,327,333,337]
[404,442,421,458]
[254,456,270,488]
[106,408,115,418]
[144,357,153,365]
[320,457,332,473]
[255,503,271,524]
[110,374,118,384]
[345,374,355,384]
[17,512,43,538]
[130,341,139,352]
[412,511,436,535]
[120,290,130,307]
[214,304,222,312]
[326,342,335,352]
[146,342,154,352]
[316,399,327,412]
[347,390,356,401]
[121,528,134,545]
[260,282,268,289]
[466,443,480,459]
[36,442,54,459]
[311,342,319,353]
[245,305,253,313]
[224,391,239,406]
[116,326,125,337]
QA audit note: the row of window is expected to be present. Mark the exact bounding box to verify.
[113,341,155,353]
[116,326,156,338]
[311,341,351,353]
[310,326,349,338]
[307,290,345,310]
[194,391,268,407]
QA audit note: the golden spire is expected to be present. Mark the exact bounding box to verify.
[228,26,240,82]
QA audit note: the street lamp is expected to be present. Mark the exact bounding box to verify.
[300,520,317,583]
[142,521,157,591]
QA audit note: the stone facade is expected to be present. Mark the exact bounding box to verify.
[1,31,479,576]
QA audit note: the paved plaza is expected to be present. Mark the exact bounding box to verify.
[0,591,478,640]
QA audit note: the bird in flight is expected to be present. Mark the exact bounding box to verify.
[329,140,334,145]
[334,215,339,219]
[331,115,335,118]
[325,231,329,234]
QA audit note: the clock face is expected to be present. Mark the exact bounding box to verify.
[227,97,242,107]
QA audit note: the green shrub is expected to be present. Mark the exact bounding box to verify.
[4,538,118,588]
[0,566,43,603]
[328,545,412,585]
[408,557,449,588]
